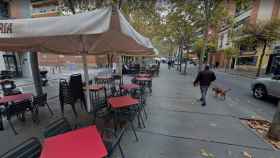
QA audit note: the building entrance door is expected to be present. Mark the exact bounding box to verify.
[3,54,19,77]
[231,58,236,69]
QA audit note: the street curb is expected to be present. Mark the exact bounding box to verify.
[216,70,257,79]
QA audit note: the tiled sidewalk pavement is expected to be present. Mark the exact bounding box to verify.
[0,65,279,158]
[117,65,279,158]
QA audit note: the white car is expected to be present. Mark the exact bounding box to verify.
[251,75,280,99]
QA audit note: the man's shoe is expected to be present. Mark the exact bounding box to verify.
[201,103,206,106]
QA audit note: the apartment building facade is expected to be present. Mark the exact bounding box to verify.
[209,0,280,74]
[0,0,34,78]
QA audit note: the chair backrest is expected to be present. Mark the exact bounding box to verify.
[69,74,83,99]
[108,127,126,156]
[44,117,72,138]
[5,100,31,119]
[0,137,42,158]
[59,79,74,104]
[32,94,44,107]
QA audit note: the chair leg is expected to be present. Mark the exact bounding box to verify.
[60,101,65,116]
[129,121,138,142]
[71,103,78,118]
[45,103,54,115]
[143,106,148,120]
[137,112,142,128]
[139,111,145,128]
[81,96,87,111]
[0,113,3,130]
[31,108,39,124]
[8,119,17,135]
[118,144,125,158]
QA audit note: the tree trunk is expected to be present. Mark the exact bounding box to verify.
[256,42,266,77]
[199,0,210,72]
[179,50,183,72]
[267,101,280,141]
[30,52,43,96]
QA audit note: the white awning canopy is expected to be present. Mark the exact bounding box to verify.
[0,7,155,56]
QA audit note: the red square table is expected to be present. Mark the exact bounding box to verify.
[0,93,33,131]
[120,83,140,92]
[136,73,151,78]
[40,125,107,158]
[84,84,105,91]
[0,93,33,105]
[108,96,139,109]
[135,77,152,81]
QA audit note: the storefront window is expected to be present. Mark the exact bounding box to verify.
[0,2,9,19]
[237,56,258,66]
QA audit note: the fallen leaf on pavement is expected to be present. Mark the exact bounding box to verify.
[200,149,216,158]
[243,151,253,158]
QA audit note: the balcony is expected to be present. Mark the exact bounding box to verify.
[234,9,252,23]
[32,5,59,16]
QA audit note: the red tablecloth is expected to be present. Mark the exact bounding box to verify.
[40,126,107,158]
[137,74,151,78]
[120,83,140,91]
[96,76,112,80]
[108,96,139,109]
[135,77,152,81]
[86,84,105,91]
[0,93,33,104]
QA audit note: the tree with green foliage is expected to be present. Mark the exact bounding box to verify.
[235,18,280,141]
[237,18,280,77]
[196,0,230,71]
[223,47,238,72]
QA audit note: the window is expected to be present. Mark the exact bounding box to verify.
[237,56,258,66]
[235,0,252,17]
[0,2,9,19]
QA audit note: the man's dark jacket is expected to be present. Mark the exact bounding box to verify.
[194,70,216,86]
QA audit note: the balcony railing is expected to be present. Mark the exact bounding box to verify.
[32,6,58,14]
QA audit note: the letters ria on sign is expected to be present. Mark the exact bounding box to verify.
[0,23,13,34]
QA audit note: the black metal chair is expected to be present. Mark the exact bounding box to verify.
[44,117,72,138]
[102,127,126,158]
[69,74,87,111]
[59,79,78,117]
[33,93,53,116]
[0,137,42,158]
[4,100,35,135]
[112,107,139,142]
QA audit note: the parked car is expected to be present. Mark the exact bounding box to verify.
[251,75,280,99]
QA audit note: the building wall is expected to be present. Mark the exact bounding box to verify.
[214,0,279,73]
[256,0,274,21]
[0,1,9,71]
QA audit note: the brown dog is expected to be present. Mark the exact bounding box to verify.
[212,86,231,100]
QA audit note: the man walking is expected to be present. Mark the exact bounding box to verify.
[194,65,216,106]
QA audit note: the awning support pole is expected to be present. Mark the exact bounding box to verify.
[30,51,43,96]
[82,53,91,112]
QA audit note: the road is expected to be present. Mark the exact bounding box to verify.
[214,70,278,121]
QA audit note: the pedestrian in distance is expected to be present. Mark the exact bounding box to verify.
[193,65,216,106]
[168,60,172,70]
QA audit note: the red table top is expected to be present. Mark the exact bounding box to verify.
[120,83,140,91]
[137,74,151,78]
[0,79,13,84]
[135,77,152,81]
[0,93,32,104]
[96,76,112,80]
[108,96,139,109]
[85,84,105,91]
[40,126,107,158]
